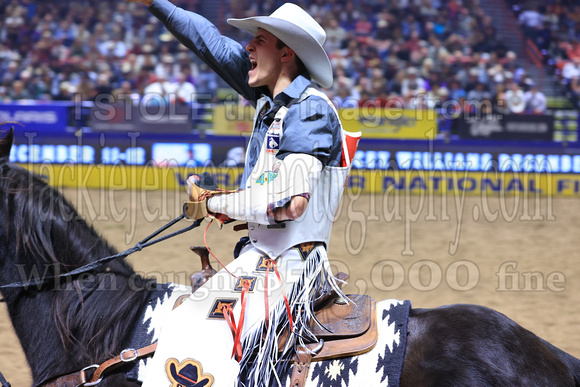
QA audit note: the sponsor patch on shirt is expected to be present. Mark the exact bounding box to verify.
[256,171,278,185]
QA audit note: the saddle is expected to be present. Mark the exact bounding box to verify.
[181,249,378,386]
[290,294,378,386]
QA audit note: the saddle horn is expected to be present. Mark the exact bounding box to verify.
[189,246,217,293]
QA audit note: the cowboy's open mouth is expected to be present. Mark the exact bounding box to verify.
[250,59,257,70]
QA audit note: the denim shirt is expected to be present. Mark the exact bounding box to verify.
[149,0,342,187]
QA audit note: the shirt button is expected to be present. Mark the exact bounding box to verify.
[250,226,255,231]
[252,239,257,243]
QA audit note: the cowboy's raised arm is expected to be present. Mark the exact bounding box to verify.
[126,0,257,105]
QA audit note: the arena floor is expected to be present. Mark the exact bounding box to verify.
[1,188,579,385]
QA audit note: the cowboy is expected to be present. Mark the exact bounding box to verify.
[127,1,359,385]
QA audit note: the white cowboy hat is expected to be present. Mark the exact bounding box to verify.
[227,3,333,88]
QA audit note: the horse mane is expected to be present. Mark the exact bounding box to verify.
[0,161,155,368]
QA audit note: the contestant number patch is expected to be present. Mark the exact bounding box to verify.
[266,120,281,154]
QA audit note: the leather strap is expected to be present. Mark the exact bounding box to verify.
[91,343,157,383]
[290,347,312,387]
[233,223,249,232]
[42,343,157,387]
[42,371,88,387]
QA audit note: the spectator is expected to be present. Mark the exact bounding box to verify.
[95,73,114,97]
[519,6,543,38]
[7,80,30,101]
[524,83,547,114]
[195,63,219,99]
[467,82,491,101]
[54,81,77,101]
[401,67,426,98]
[112,80,135,101]
[571,76,580,110]
[99,33,128,59]
[534,21,553,52]
[504,82,526,114]
[448,80,467,101]
[563,39,580,61]
[324,18,347,52]
[174,72,196,104]
[334,86,359,108]
[144,70,176,103]
[562,57,580,80]
[76,73,96,101]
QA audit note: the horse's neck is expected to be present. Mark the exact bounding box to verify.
[6,291,74,384]
[6,272,153,385]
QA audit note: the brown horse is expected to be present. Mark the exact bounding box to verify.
[1,128,579,386]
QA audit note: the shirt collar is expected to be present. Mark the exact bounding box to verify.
[273,75,312,104]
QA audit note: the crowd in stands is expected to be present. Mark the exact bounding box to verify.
[0,0,556,115]
[0,0,217,104]
[511,0,580,109]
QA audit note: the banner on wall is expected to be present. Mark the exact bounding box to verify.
[19,163,580,198]
[212,106,438,140]
[454,114,554,141]
[339,108,437,139]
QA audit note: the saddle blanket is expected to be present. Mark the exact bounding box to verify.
[126,286,411,386]
[125,282,192,382]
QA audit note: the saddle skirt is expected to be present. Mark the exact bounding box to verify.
[283,299,411,387]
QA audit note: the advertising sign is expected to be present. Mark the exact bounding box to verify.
[88,102,193,133]
[0,103,69,133]
[454,114,554,141]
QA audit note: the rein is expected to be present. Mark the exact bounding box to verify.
[0,214,203,291]
[0,371,10,387]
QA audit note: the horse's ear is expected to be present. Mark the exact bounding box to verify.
[0,127,14,160]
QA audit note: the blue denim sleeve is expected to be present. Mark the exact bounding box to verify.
[149,0,257,105]
[276,96,342,167]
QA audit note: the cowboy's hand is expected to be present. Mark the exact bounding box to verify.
[185,173,232,225]
[186,172,219,202]
[183,200,207,220]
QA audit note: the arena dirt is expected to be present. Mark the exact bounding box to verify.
[1,188,579,385]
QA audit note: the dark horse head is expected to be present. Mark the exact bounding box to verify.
[0,128,154,386]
